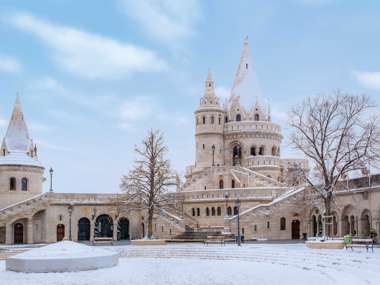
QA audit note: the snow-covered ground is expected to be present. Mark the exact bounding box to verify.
[1,243,379,284]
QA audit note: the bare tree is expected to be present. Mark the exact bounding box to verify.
[289,92,380,236]
[120,130,176,239]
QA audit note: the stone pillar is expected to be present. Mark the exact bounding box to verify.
[27,218,34,244]
[90,220,95,242]
[5,223,12,245]
[113,221,118,241]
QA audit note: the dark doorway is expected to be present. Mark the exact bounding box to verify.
[291,220,300,240]
[141,222,145,238]
[14,223,24,244]
[78,217,91,241]
[232,145,241,166]
[56,224,65,241]
[117,218,130,240]
[95,214,113,238]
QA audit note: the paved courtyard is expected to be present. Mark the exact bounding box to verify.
[0,242,379,285]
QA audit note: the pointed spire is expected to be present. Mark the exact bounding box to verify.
[230,36,262,109]
[2,95,32,153]
[199,69,220,107]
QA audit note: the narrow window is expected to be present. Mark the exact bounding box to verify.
[206,208,210,216]
[217,207,221,216]
[227,207,232,216]
[21,178,28,191]
[254,225,257,232]
[267,221,270,229]
[192,208,196,216]
[250,146,256,156]
[259,146,265,155]
[225,116,228,123]
[10,177,16,191]
[211,116,214,124]
[234,206,238,215]
[202,144,205,150]
[236,114,241,121]
[246,63,248,69]
[255,114,260,121]
[280,217,286,231]
[202,116,206,124]
[197,208,200,216]
[211,207,216,216]
[219,179,224,189]
[231,179,235,188]
[272,146,277,156]
[218,116,221,125]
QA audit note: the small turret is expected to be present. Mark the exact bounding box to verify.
[194,71,225,169]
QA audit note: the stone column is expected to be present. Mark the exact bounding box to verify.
[27,218,34,244]
[113,221,118,241]
[90,220,95,242]
[5,223,12,245]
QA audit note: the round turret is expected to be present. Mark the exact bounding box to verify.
[0,97,44,209]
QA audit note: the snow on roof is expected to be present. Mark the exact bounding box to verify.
[2,96,32,153]
[0,151,43,168]
[230,36,262,109]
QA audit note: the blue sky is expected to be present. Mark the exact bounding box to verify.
[0,0,379,193]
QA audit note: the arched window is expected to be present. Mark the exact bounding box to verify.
[211,115,214,124]
[267,221,270,229]
[9,177,16,191]
[211,207,216,216]
[217,207,221,216]
[250,146,256,156]
[227,207,232,216]
[218,116,221,125]
[272,146,277,156]
[280,217,286,230]
[233,206,238,215]
[259,146,265,155]
[21,178,28,191]
[232,145,242,166]
[192,208,196,216]
[231,179,235,188]
[225,116,228,123]
[202,116,206,124]
[219,179,224,189]
[254,114,260,121]
[236,114,241,121]
[206,208,210,216]
[197,208,200,216]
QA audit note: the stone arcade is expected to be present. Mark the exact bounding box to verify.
[0,38,379,244]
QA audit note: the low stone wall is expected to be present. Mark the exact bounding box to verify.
[305,241,345,250]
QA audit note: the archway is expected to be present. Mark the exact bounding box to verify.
[117,218,130,240]
[78,217,90,241]
[14,223,24,244]
[291,220,300,240]
[56,224,65,241]
[361,210,371,237]
[232,145,241,166]
[95,214,113,238]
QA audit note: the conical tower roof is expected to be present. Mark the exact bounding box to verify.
[2,96,32,153]
[230,36,262,108]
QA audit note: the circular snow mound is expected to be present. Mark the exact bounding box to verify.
[6,241,118,273]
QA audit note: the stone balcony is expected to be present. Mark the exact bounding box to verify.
[224,121,282,136]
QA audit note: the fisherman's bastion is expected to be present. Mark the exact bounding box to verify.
[0,38,379,245]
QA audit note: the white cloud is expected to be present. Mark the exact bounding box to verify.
[7,13,168,79]
[0,55,22,74]
[354,70,380,91]
[118,0,201,45]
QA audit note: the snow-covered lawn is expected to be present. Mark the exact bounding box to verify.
[1,243,379,284]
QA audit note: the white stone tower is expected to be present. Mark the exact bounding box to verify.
[0,96,44,209]
[194,70,225,169]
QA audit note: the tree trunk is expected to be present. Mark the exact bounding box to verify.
[147,206,154,239]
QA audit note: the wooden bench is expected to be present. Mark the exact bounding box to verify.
[345,238,374,252]
[92,237,114,245]
[204,236,225,245]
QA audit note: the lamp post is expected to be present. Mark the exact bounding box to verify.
[211,144,215,166]
[49,167,54,192]
[236,198,241,246]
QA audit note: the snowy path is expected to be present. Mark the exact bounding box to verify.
[0,243,378,285]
